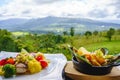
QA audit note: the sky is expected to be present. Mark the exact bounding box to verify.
[0,0,120,21]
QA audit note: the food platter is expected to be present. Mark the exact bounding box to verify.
[0,51,67,80]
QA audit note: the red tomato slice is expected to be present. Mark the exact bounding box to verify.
[39,60,48,68]
[0,59,8,66]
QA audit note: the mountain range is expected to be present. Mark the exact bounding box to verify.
[0,16,120,33]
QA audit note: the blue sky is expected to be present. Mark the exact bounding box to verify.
[0,1,5,6]
[0,0,120,21]
[0,0,10,6]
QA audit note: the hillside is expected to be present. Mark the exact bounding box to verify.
[0,16,120,33]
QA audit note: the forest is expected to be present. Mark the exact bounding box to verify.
[0,28,120,60]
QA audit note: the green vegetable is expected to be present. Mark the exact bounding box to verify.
[95,49,104,58]
[76,54,92,65]
[2,64,16,78]
[104,55,113,59]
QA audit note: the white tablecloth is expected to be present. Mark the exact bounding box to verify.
[0,51,67,80]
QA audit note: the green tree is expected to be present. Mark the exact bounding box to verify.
[0,36,17,51]
[117,29,120,35]
[15,33,40,52]
[0,29,11,37]
[84,31,92,38]
[93,31,98,36]
[70,27,75,36]
[55,35,63,43]
[0,29,17,51]
[63,31,68,36]
[106,28,115,41]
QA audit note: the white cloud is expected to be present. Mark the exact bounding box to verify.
[0,0,120,20]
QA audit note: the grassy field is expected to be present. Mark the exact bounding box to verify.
[12,32,29,36]
[83,40,120,55]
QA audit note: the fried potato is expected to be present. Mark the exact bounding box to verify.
[90,54,101,66]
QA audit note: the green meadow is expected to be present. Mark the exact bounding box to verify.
[84,40,120,55]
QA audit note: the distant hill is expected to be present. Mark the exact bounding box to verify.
[0,16,120,33]
[0,18,29,30]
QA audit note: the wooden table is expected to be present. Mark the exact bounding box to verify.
[64,61,120,80]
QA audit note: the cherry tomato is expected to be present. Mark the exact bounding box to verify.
[39,60,48,68]
[36,55,44,61]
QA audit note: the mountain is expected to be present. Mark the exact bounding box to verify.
[98,19,120,24]
[0,18,29,30]
[0,16,120,33]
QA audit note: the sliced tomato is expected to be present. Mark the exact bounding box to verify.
[0,59,8,66]
[39,60,48,68]
[6,58,15,64]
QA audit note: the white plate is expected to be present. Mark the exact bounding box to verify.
[0,52,67,80]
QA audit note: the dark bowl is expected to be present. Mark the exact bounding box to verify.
[72,56,120,75]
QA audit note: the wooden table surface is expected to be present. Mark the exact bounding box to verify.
[64,61,120,80]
